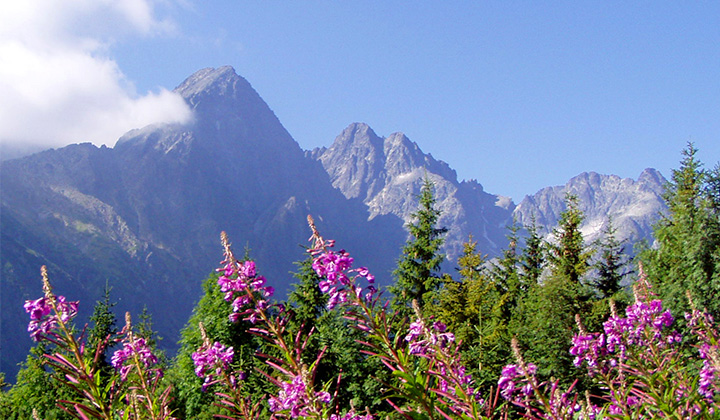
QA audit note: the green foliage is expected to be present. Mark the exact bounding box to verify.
[641,143,720,318]
[390,177,448,319]
[87,283,118,386]
[167,272,272,420]
[546,194,594,284]
[0,344,74,420]
[592,217,630,299]
[520,215,544,285]
[513,195,595,386]
[435,236,510,388]
[287,254,389,415]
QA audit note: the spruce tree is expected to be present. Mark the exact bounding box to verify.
[168,272,272,420]
[87,283,118,376]
[514,194,594,385]
[286,253,388,415]
[641,143,720,317]
[546,193,593,284]
[390,177,448,318]
[520,215,545,286]
[592,217,629,299]
[1,343,75,420]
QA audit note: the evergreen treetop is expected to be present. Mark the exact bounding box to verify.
[390,176,448,317]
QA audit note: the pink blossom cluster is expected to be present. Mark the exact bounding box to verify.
[267,375,331,418]
[217,259,274,323]
[111,336,159,381]
[404,320,455,356]
[497,363,536,401]
[571,299,681,374]
[329,410,373,420]
[192,341,234,391]
[685,309,720,401]
[498,362,582,418]
[310,246,376,309]
[24,295,78,340]
[404,318,482,414]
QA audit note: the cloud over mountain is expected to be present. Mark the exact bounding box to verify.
[0,0,191,149]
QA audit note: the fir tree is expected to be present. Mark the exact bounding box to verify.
[546,193,593,284]
[513,194,595,386]
[641,143,720,317]
[592,217,630,299]
[390,177,448,318]
[87,283,118,374]
[1,344,74,420]
[168,272,272,420]
[520,215,545,286]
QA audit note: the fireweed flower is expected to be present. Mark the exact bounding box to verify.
[24,295,78,341]
[330,410,373,420]
[686,306,720,402]
[404,318,455,356]
[572,298,681,375]
[217,257,275,323]
[268,375,333,418]
[192,341,235,391]
[310,250,377,308]
[498,363,537,401]
[111,336,159,381]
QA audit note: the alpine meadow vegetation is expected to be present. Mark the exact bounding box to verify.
[2,144,720,419]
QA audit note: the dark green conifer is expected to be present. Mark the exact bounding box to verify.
[592,217,629,299]
[520,215,545,286]
[546,193,593,284]
[640,143,720,317]
[390,177,448,318]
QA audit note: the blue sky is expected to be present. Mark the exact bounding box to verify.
[1,2,718,201]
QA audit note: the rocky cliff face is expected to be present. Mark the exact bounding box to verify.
[512,169,667,247]
[0,66,669,381]
[312,124,668,260]
[312,123,515,259]
[0,67,405,379]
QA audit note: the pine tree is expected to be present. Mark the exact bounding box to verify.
[546,193,593,284]
[641,143,720,317]
[489,220,524,320]
[390,177,448,318]
[287,254,389,414]
[286,253,328,336]
[168,272,272,420]
[1,344,74,420]
[87,283,118,375]
[520,215,545,286]
[513,194,594,386]
[592,217,630,299]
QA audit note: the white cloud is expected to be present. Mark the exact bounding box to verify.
[0,0,191,149]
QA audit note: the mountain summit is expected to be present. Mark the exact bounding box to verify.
[0,67,405,379]
[0,66,666,380]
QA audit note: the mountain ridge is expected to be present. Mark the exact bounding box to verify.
[0,66,667,381]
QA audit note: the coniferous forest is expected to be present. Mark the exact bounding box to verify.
[2,143,720,419]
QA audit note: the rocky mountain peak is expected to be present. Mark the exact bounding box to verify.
[513,170,667,247]
[174,66,248,102]
[116,65,299,162]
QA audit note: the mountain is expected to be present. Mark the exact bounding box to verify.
[0,66,405,379]
[312,123,667,259]
[513,169,667,247]
[0,66,668,381]
[311,123,515,260]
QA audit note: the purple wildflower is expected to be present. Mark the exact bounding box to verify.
[268,375,332,418]
[111,336,159,381]
[330,411,373,420]
[498,363,537,401]
[24,295,78,341]
[192,341,234,391]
